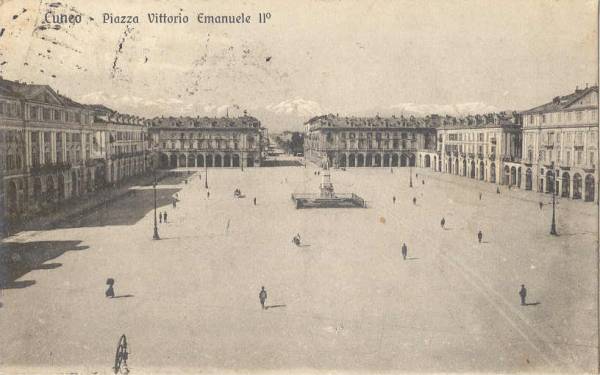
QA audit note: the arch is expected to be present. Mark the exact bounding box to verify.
[517,167,522,188]
[7,180,18,215]
[366,153,373,167]
[33,177,42,201]
[71,171,77,196]
[357,154,365,167]
[224,154,232,167]
[511,167,517,186]
[573,173,582,199]
[424,154,431,168]
[339,154,347,168]
[247,155,254,167]
[232,154,240,167]
[470,160,475,178]
[349,154,356,167]
[585,174,595,202]
[391,154,398,167]
[454,158,459,175]
[400,154,408,167]
[503,165,510,185]
[159,153,169,168]
[545,170,555,193]
[169,154,177,168]
[178,154,187,168]
[479,161,485,181]
[46,175,55,203]
[58,174,65,201]
[374,154,382,167]
[383,154,390,167]
[197,154,204,167]
[409,154,416,167]
[214,154,222,167]
[525,168,532,190]
[206,154,213,167]
[490,162,496,183]
[188,155,196,167]
[561,172,570,197]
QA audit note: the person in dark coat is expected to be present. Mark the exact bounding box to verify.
[479,192,482,200]
[393,196,396,204]
[497,187,500,194]
[519,284,527,305]
[159,212,163,223]
[478,230,483,243]
[422,180,425,185]
[259,286,267,310]
[401,243,408,260]
[539,201,543,210]
[207,191,210,199]
[163,211,168,223]
[440,217,445,229]
[105,279,115,298]
[253,197,257,205]
[412,197,417,205]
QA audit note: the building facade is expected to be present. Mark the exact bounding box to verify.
[436,113,523,185]
[521,86,598,202]
[149,115,265,168]
[304,114,437,169]
[0,78,150,233]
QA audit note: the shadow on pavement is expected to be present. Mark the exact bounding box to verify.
[53,188,180,229]
[0,240,88,290]
[262,159,303,167]
[112,294,134,299]
[265,304,287,309]
[524,302,541,306]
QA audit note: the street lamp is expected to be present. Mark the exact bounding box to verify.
[550,161,557,236]
[152,173,160,240]
[204,158,208,189]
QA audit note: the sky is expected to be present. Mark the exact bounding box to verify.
[0,0,597,131]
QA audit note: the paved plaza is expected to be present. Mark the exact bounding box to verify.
[0,163,597,374]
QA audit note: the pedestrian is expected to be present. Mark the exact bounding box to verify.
[401,243,407,260]
[413,197,416,205]
[172,199,177,208]
[393,196,396,204]
[477,230,483,243]
[519,284,527,306]
[207,191,210,199]
[497,187,500,194]
[259,286,267,310]
[441,217,445,229]
[479,192,482,200]
[539,201,543,210]
[163,211,168,223]
[422,180,425,185]
[253,197,257,205]
[416,173,419,179]
[105,278,115,298]
[159,212,163,223]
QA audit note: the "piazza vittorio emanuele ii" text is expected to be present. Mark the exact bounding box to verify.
[44,11,272,25]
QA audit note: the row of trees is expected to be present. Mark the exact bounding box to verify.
[273,132,304,155]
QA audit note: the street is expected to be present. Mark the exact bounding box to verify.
[0,165,597,374]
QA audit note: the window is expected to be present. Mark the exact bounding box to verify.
[542,114,546,123]
[590,151,595,166]
[577,151,582,165]
[592,110,598,121]
[30,106,38,120]
[529,115,534,125]
[566,151,571,165]
[576,111,582,121]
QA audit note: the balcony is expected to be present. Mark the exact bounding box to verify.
[30,162,72,175]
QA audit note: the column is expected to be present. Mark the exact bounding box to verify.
[50,131,57,163]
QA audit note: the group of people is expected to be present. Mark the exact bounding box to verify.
[234,188,243,198]
[292,233,302,246]
[159,211,169,223]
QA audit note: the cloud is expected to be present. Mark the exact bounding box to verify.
[265,98,324,117]
[388,102,499,116]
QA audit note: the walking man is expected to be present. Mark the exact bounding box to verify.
[519,284,527,305]
[477,230,483,243]
[393,196,396,204]
[441,217,445,229]
[253,197,257,205]
[207,191,210,199]
[159,212,163,224]
[413,197,417,205]
[539,201,543,210]
[401,243,408,260]
[259,286,267,310]
[479,192,482,200]
[105,278,115,298]
[163,211,168,223]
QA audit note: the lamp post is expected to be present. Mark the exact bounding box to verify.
[204,159,208,189]
[241,149,244,172]
[152,173,160,240]
[550,162,557,236]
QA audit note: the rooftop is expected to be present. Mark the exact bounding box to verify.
[150,115,262,129]
[521,85,598,115]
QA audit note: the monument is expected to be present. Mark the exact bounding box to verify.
[291,165,366,209]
